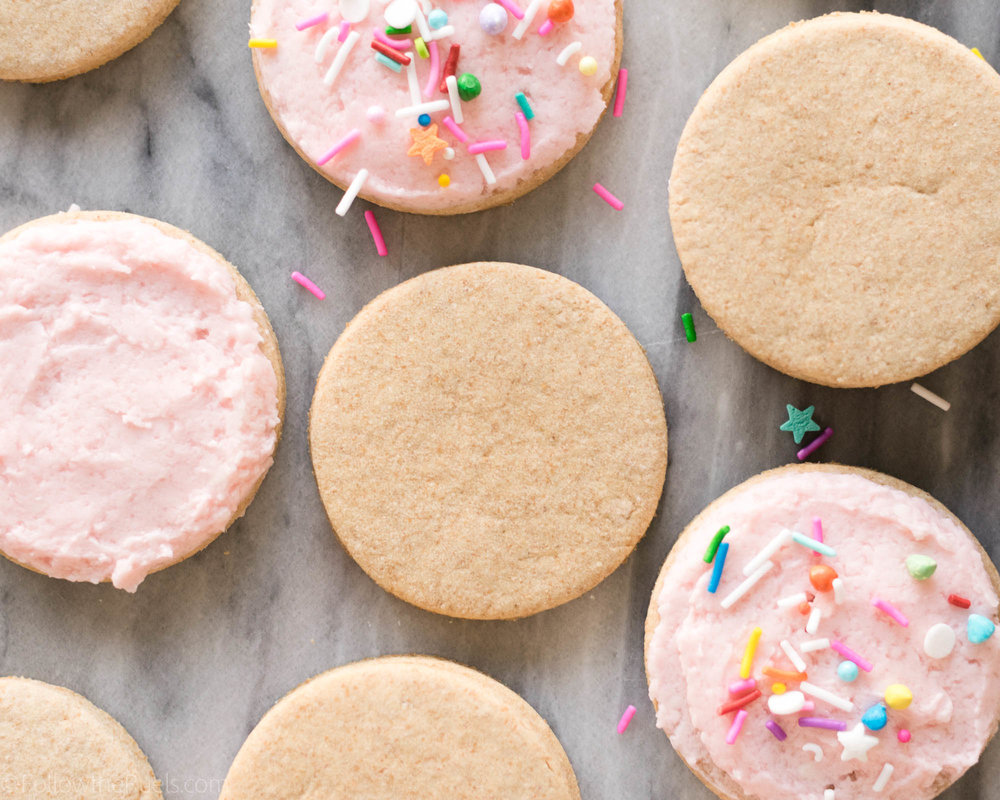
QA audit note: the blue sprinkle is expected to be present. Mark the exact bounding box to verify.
[968,614,996,644]
[837,660,859,683]
[790,530,837,557]
[418,113,432,127]
[515,91,535,121]
[374,52,402,73]
[861,703,888,731]
[428,8,448,29]
[708,541,729,594]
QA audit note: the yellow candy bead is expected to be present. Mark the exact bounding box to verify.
[771,683,787,695]
[884,684,913,710]
[438,174,451,188]
[578,56,598,76]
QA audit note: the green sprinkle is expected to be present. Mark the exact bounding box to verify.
[386,25,412,34]
[681,312,696,342]
[374,52,402,73]
[415,37,429,58]
[779,404,821,444]
[703,525,730,563]
[515,91,535,120]
[905,554,937,580]
[457,72,482,101]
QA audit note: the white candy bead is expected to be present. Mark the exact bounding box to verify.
[923,622,956,659]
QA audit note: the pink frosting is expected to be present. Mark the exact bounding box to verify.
[0,218,280,591]
[251,0,617,211]
[648,469,1000,800]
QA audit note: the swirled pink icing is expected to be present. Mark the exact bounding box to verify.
[250,0,617,212]
[0,217,280,591]
[648,469,1000,800]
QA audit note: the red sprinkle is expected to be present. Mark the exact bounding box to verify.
[371,39,411,65]
[948,594,972,609]
[716,689,762,716]
[439,44,460,93]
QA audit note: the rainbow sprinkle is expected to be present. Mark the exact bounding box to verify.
[616,705,636,734]
[725,710,748,744]
[613,67,628,117]
[707,542,729,594]
[364,210,388,256]
[796,427,833,461]
[295,12,328,31]
[740,627,763,679]
[703,525,730,563]
[872,597,910,627]
[248,38,278,48]
[593,182,623,210]
[291,271,325,299]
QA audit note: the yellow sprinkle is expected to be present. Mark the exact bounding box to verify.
[438,173,451,188]
[578,56,598,76]
[884,683,913,710]
[771,683,787,695]
[972,47,985,60]
[248,38,278,48]
[740,626,763,679]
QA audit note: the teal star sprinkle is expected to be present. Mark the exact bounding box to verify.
[780,404,821,444]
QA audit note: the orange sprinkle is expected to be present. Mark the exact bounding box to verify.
[762,667,807,682]
[809,564,838,592]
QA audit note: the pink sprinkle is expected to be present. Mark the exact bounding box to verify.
[364,210,388,257]
[538,18,554,35]
[495,0,525,20]
[337,20,351,42]
[811,517,823,559]
[515,112,531,159]
[613,67,628,117]
[898,729,911,743]
[316,129,361,165]
[829,639,874,672]
[373,28,411,50]
[467,139,507,154]
[796,427,833,461]
[872,596,910,627]
[728,678,757,696]
[593,182,624,210]
[802,701,815,712]
[291,271,325,300]
[295,11,329,30]
[423,40,440,98]
[616,705,636,734]
[441,115,469,143]
[725,709,748,745]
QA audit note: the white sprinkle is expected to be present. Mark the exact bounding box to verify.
[873,763,894,792]
[800,638,831,653]
[744,529,792,576]
[832,576,845,604]
[335,168,368,216]
[801,681,854,712]
[512,0,541,39]
[803,743,823,762]
[412,5,432,40]
[315,27,339,62]
[911,382,950,411]
[395,99,450,118]
[474,153,496,185]
[427,24,455,40]
[806,605,822,635]
[556,41,582,66]
[824,790,835,800]
[324,30,360,86]
[780,639,808,673]
[404,51,421,105]
[721,560,774,610]
[777,592,807,609]
[445,74,463,123]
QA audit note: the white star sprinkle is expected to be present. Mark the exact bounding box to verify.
[837,723,879,762]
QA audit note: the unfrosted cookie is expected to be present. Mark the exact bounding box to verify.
[309,262,666,619]
[0,211,285,590]
[250,0,622,214]
[669,12,1000,387]
[645,464,1000,800]
[0,0,180,82]
[0,677,162,800]
[219,656,580,800]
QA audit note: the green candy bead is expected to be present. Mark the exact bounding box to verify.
[415,37,429,58]
[905,554,937,581]
[457,72,482,101]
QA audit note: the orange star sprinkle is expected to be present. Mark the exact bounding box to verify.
[407,123,448,165]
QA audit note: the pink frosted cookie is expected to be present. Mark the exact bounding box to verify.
[645,464,1000,800]
[0,211,285,591]
[249,0,622,215]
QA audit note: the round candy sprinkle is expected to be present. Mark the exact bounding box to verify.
[837,660,859,683]
[923,622,956,659]
[438,173,450,187]
[968,614,996,643]
[809,564,838,593]
[898,729,912,743]
[479,3,508,35]
[578,56,598,76]
[428,8,448,29]
[884,684,913,710]
[861,703,888,731]
[443,147,455,160]
[771,683,787,695]
[366,105,386,123]
[457,73,482,101]
[547,0,574,23]
[905,554,937,580]
[384,0,417,29]
[418,113,432,127]
[798,601,812,616]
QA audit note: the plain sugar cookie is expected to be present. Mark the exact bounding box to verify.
[219,656,580,800]
[309,262,667,619]
[0,0,180,82]
[0,211,285,590]
[0,677,162,799]
[669,12,1000,387]
[645,464,1000,800]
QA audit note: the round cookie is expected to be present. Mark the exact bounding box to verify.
[669,12,1000,387]
[250,0,623,215]
[0,210,285,590]
[219,655,580,800]
[0,677,161,799]
[645,464,1000,800]
[0,0,180,83]
[309,262,666,619]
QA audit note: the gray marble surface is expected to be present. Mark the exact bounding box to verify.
[2,0,999,797]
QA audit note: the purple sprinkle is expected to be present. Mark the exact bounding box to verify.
[798,717,847,731]
[765,719,787,741]
[797,427,833,461]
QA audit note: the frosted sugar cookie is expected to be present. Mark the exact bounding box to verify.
[0,0,180,82]
[250,0,622,214]
[670,12,1000,387]
[309,262,666,619]
[645,464,1000,800]
[0,211,285,590]
[220,656,579,800]
[0,677,161,799]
